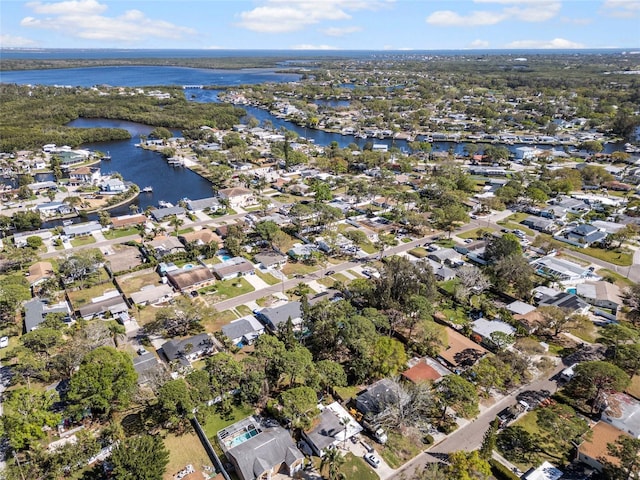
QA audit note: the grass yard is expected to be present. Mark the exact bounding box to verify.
[440,307,469,325]
[202,309,238,333]
[163,431,212,480]
[255,270,280,285]
[103,227,139,240]
[281,262,319,278]
[317,453,378,480]
[199,277,254,301]
[66,278,113,307]
[333,385,363,402]
[70,235,97,247]
[408,247,428,258]
[201,403,256,440]
[438,279,459,295]
[568,317,599,343]
[359,242,378,254]
[377,430,424,469]
[347,269,362,278]
[331,272,350,284]
[627,375,640,399]
[235,305,253,317]
[116,270,161,296]
[572,246,632,266]
[557,254,591,267]
[497,220,535,236]
[597,269,635,288]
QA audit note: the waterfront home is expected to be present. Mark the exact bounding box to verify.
[217,416,304,480]
[129,284,174,306]
[63,221,102,238]
[255,301,303,333]
[56,149,90,167]
[24,298,72,332]
[110,214,147,229]
[302,402,362,457]
[35,201,74,218]
[166,266,215,293]
[68,166,100,185]
[185,196,223,212]
[149,206,186,222]
[13,229,53,248]
[218,187,256,209]
[28,180,57,192]
[99,178,127,194]
[212,257,254,281]
[221,314,264,347]
[160,333,216,368]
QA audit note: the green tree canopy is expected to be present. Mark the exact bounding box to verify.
[110,434,170,480]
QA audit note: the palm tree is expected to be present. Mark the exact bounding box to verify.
[320,448,346,480]
[129,203,140,215]
[169,215,184,237]
[107,322,126,348]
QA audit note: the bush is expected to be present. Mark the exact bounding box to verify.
[422,434,434,445]
[489,459,520,480]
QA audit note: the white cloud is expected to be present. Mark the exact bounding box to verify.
[601,0,640,18]
[470,39,490,48]
[426,10,507,26]
[237,0,393,33]
[505,37,585,48]
[0,34,38,48]
[291,44,339,50]
[20,1,196,43]
[321,26,362,36]
[427,0,560,27]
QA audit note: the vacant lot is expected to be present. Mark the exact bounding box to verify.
[163,431,212,480]
[116,269,161,296]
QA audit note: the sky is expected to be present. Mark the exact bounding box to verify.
[1,0,639,51]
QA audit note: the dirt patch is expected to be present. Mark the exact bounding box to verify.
[108,245,144,273]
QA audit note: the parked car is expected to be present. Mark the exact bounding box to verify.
[364,453,380,468]
[325,270,336,276]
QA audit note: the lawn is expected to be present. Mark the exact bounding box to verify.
[66,275,113,306]
[408,247,428,258]
[202,309,238,333]
[70,235,97,247]
[235,305,253,317]
[255,270,280,286]
[199,277,254,301]
[439,307,468,325]
[116,270,162,296]
[359,242,377,254]
[377,430,424,469]
[568,317,599,343]
[627,375,640,399]
[333,385,363,402]
[597,269,635,288]
[163,431,212,480]
[347,269,362,278]
[330,453,378,480]
[201,403,256,440]
[103,227,139,240]
[497,220,535,236]
[281,262,319,278]
[572,246,632,266]
[438,279,459,295]
[331,272,350,284]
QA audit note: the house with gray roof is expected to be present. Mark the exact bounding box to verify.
[160,333,216,368]
[221,315,264,347]
[555,224,608,248]
[218,416,304,480]
[212,257,254,280]
[302,402,362,457]
[255,301,303,332]
[521,216,557,233]
[254,251,288,269]
[24,298,72,332]
[186,196,223,212]
[355,378,399,417]
[63,221,102,238]
[132,351,164,385]
[538,291,590,315]
[471,318,516,348]
[427,248,462,266]
[77,291,128,320]
[130,284,174,306]
[150,206,186,222]
[576,281,623,312]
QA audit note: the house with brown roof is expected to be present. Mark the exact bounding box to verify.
[166,266,215,293]
[27,261,54,288]
[438,326,488,371]
[218,187,256,209]
[111,214,147,229]
[179,229,223,248]
[577,421,628,472]
[402,357,451,384]
[68,166,100,185]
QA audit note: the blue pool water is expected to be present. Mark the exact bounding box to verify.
[183,263,195,270]
[229,429,259,447]
[567,288,577,294]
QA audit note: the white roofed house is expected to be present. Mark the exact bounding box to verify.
[218,187,256,209]
[99,177,127,194]
[576,281,623,319]
[532,255,591,283]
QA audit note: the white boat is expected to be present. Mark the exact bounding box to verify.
[158,200,174,208]
[142,186,153,193]
[62,220,73,226]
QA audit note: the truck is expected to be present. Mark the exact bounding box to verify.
[372,428,388,445]
[496,400,529,428]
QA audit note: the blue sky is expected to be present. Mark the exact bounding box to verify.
[1,0,639,50]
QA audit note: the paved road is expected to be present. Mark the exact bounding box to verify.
[391,363,566,479]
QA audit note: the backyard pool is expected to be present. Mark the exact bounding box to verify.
[183,263,195,270]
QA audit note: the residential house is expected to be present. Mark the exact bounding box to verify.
[13,229,53,248]
[218,417,304,480]
[434,264,456,281]
[532,255,591,283]
[99,178,127,194]
[179,229,223,249]
[56,150,89,167]
[221,315,265,347]
[149,206,186,222]
[218,187,256,209]
[212,257,254,281]
[302,402,362,456]
[521,216,557,233]
[521,461,563,480]
[133,351,164,385]
[161,333,216,368]
[438,326,489,371]
[255,301,303,333]
[427,248,462,266]
[63,221,102,238]
[287,243,318,261]
[68,166,100,185]
[130,284,174,306]
[254,251,288,269]
[401,357,451,384]
[471,318,516,348]
[35,201,74,218]
[555,224,608,248]
[148,236,185,257]
[578,421,629,472]
[506,300,537,317]
[538,291,591,315]
[355,378,399,417]
[576,281,623,313]
[77,290,128,320]
[186,197,223,212]
[27,261,55,289]
[166,266,215,293]
[601,393,640,438]
[110,214,147,229]
[24,298,72,332]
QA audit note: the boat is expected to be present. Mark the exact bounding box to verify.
[158,200,174,208]
[142,186,153,193]
[102,151,111,160]
[62,219,73,226]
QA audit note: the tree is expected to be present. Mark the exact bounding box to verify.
[66,346,138,419]
[58,250,104,288]
[602,435,640,480]
[536,403,588,459]
[311,180,332,202]
[2,387,61,450]
[432,203,468,238]
[537,305,576,338]
[106,321,126,348]
[369,336,407,378]
[157,379,194,431]
[320,447,346,480]
[150,127,172,139]
[206,352,243,398]
[146,297,208,338]
[98,210,111,227]
[315,360,347,392]
[485,233,522,263]
[445,450,492,480]
[168,214,184,236]
[110,434,170,480]
[492,254,534,299]
[279,386,318,430]
[479,418,500,460]
[567,361,630,413]
[436,374,479,419]
[498,426,539,463]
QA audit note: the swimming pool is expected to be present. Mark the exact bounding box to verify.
[567,288,577,294]
[219,254,232,262]
[183,263,195,270]
[228,429,260,447]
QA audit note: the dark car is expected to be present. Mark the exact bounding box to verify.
[325,270,336,276]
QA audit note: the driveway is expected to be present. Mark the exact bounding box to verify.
[340,436,395,480]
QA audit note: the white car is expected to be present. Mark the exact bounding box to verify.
[365,453,380,468]
[0,336,8,348]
